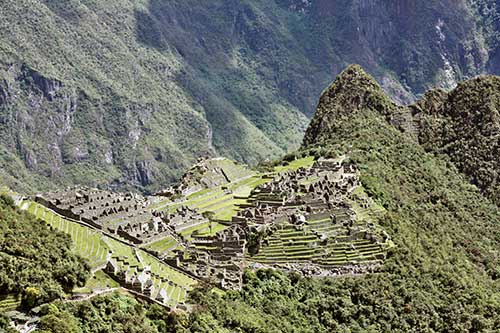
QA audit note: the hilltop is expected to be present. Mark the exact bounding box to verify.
[183,66,500,331]
[306,65,500,205]
[417,75,500,204]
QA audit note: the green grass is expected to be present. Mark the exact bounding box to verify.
[159,173,273,225]
[213,208,240,222]
[24,200,109,269]
[187,187,213,200]
[73,271,120,294]
[19,200,197,306]
[274,156,315,173]
[194,194,233,210]
[179,222,211,239]
[209,158,255,182]
[0,295,21,312]
[195,222,228,236]
[143,236,178,255]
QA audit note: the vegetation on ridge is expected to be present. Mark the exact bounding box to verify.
[417,75,500,205]
[0,195,89,309]
[176,110,500,332]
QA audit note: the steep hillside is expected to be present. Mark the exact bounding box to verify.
[181,66,500,331]
[0,194,89,310]
[306,65,500,205]
[416,76,500,204]
[303,65,401,146]
[4,67,500,331]
[0,0,303,194]
[0,0,498,193]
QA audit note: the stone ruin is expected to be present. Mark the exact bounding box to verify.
[154,157,231,198]
[163,157,388,287]
[104,254,186,307]
[232,157,359,225]
[155,157,254,198]
[35,187,148,231]
[34,157,390,297]
[35,187,209,247]
[165,224,247,290]
[162,206,209,234]
[105,258,155,295]
[230,158,388,274]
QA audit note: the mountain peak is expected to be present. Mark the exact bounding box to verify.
[325,64,383,96]
[337,64,375,81]
[305,65,500,206]
[303,64,397,147]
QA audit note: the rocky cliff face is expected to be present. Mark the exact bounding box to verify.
[279,0,497,98]
[0,0,498,193]
[0,62,212,193]
[304,64,500,204]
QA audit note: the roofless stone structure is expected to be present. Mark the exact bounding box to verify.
[33,156,392,304]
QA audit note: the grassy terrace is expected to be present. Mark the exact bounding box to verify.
[180,222,212,239]
[142,236,179,257]
[13,157,319,304]
[24,200,109,269]
[139,157,316,261]
[250,181,391,267]
[213,158,256,180]
[274,156,315,173]
[155,156,315,217]
[252,233,385,266]
[152,175,273,240]
[19,200,197,307]
[0,295,21,312]
[194,222,228,236]
[73,270,120,294]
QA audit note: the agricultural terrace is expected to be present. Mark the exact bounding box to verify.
[153,157,315,226]
[18,200,197,307]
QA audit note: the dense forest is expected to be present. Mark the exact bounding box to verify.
[0,195,89,308]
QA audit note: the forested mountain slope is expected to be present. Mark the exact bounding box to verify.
[0,194,89,310]
[305,64,500,205]
[1,66,500,332]
[416,76,500,204]
[0,0,498,193]
[179,65,500,332]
